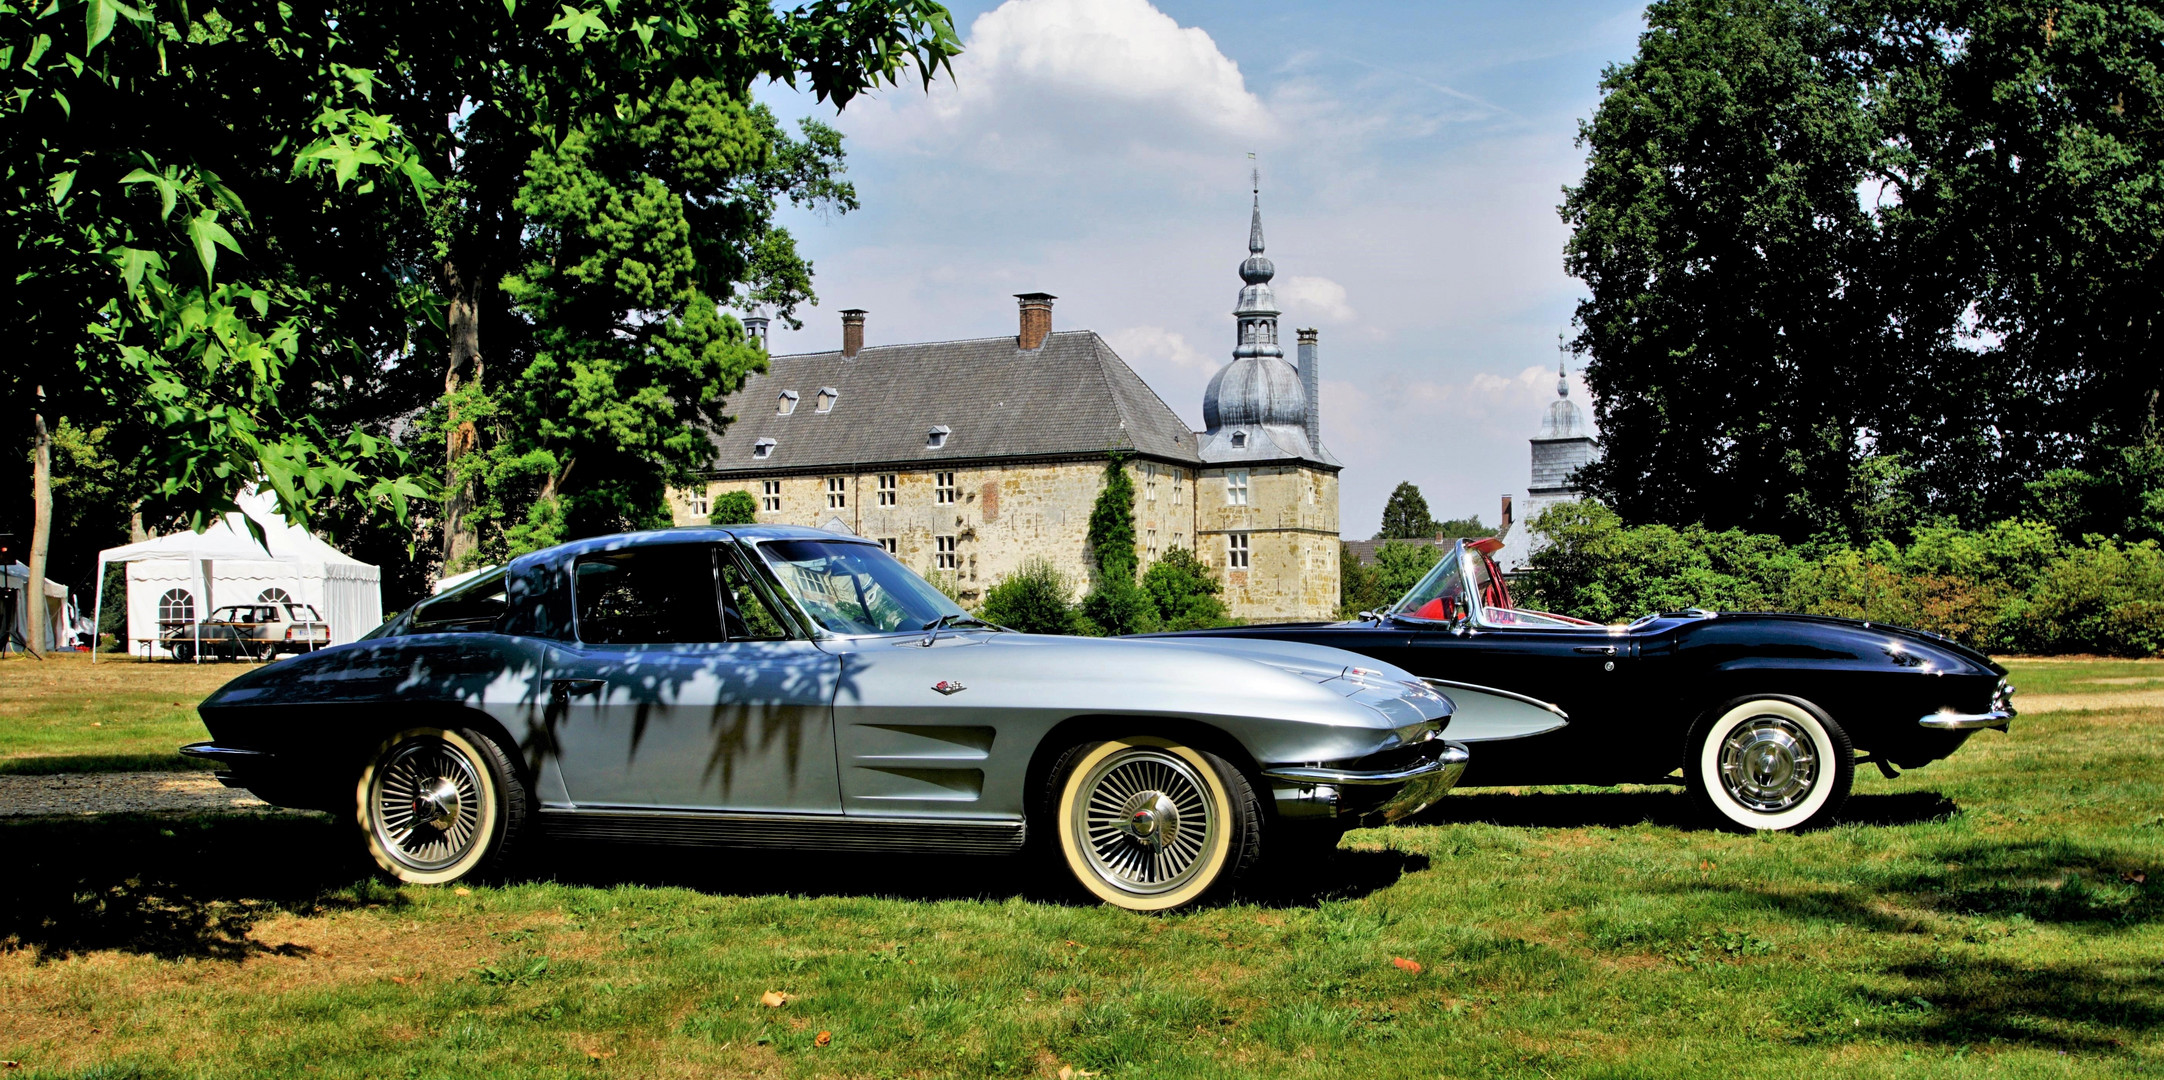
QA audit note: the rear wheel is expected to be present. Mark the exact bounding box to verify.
[169,641,195,663]
[1051,736,1261,912]
[355,726,528,885]
[1685,697,1852,832]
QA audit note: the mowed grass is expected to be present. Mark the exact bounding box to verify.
[1,660,2159,1078]
[0,653,239,774]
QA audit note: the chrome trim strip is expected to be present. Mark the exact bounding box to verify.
[1263,744,1472,786]
[178,742,271,761]
[1919,709,2015,731]
[1420,678,1570,720]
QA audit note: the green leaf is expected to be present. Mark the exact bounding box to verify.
[86,0,116,53]
[186,212,241,283]
[48,170,75,204]
[502,0,514,15]
[121,167,179,220]
[545,4,607,43]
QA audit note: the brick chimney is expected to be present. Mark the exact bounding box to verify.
[1499,494,1514,536]
[840,309,866,358]
[1296,328,1320,452]
[1015,293,1055,350]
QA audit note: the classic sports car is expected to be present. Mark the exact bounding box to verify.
[182,526,1489,911]
[163,602,332,662]
[1149,538,2014,832]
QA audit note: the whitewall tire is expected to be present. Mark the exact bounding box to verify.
[1052,736,1260,912]
[1686,697,1852,832]
[356,726,528,885]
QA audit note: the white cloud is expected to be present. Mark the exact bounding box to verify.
[1108,325,1218,374]
[1275,275,1355,322]
[855,0,1273,159]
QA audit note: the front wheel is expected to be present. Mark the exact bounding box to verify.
[1051,736,1261,912]
[1685,696,1853,832]
[355,726,528,885]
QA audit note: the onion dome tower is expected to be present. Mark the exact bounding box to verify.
[1200,173,1335,466]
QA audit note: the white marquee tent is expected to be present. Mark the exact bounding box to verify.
[2,562,75,653]
[95,490,382,660]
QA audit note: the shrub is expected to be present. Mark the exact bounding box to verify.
[1142,546,1229,630]
[708,490,758,525]
[978,558,1082,635]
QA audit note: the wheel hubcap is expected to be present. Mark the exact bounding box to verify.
[1719,716,1817,813]
[371,739,484,871]
[1075,749,1215,895]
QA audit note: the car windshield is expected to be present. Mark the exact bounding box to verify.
[1390,546,1471,622]
[756,539,970,635]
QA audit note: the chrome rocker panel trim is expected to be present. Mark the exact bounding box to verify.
[178,741,272,762]
[1918,709,2014,731]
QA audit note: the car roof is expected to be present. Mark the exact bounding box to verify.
[505,525,872,572]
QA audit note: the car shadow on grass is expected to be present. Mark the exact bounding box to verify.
[0,812,1427,962]
[1415,788,1963,830]
[0,811,387,963]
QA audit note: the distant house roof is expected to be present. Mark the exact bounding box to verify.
[701,330,1204,477]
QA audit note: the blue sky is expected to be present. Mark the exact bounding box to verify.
[754,0,1646,537]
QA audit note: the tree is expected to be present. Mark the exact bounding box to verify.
[709,490,759,526]
[1564,0,2164,540]
[1434,515,1492,540]
[1079,455,1155,635]
[1337,543,1390,618]
[448,81,843,559]
[1375,482,1440,540]
[979,557,1081,635]
[1141,546,1228,631]
[1371,542,1446,607]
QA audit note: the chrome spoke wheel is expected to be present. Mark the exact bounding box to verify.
[1717,714,1818,813]
[369,738,485,873]
[1073,748,1217,896]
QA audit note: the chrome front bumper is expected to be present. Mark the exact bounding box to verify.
[1919,709,2014,731]
[1262,741,1470,825]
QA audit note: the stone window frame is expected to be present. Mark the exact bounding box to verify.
[760,479,782,511]
[876,473,897,506]
[935,534,959,570]
[1144,462,1157,502]
[687,491,709,517]
[879,537,898,554]
[935,471,957,505]
[1227,532,1250,569]
[1226,469,1250,507]
[826,476,847,509]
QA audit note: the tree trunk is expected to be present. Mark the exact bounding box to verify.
[129,510,147,544]
[25,385,53,657]
[442,258,485,568]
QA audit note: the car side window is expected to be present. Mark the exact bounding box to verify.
[718,548,792,640]
[573,545,725,646]
[412,568,511,633]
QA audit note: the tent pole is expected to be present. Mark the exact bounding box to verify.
[91,557,104,664]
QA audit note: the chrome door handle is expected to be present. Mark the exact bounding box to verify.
[551,678,604,701]
[1574,646,1617,655]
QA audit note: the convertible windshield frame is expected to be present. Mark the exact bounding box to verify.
[1387,542,1480,625]
[749,537,972,637]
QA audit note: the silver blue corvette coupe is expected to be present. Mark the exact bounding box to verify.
[182,527,1536,911]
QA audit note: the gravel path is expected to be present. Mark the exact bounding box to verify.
[0,771,298,817]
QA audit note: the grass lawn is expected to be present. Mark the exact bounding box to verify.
[0,653,241,774]
[1,658,2159,1078]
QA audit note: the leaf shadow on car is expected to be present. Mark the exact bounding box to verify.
[1409,788,1962,830]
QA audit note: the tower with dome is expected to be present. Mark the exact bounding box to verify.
[1191,175,1343,619]
[1494,347,1601,576]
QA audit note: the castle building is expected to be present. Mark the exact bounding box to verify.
[1493,356,1599,575]
[669,186,1342,621]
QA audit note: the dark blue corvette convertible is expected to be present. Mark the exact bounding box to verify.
[1150,538,2015,831]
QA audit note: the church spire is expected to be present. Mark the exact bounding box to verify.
[1234,165,1281,359]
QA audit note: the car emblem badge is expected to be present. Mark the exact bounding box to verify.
[932,680,966,695]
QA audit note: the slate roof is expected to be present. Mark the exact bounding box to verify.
[701,330,1203,477]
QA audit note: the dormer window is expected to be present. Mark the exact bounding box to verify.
[752,437,776,460]
[777,390,800,416]
[927,424,951,450]
[1230,430,1248,449]
[815,387,839,413]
